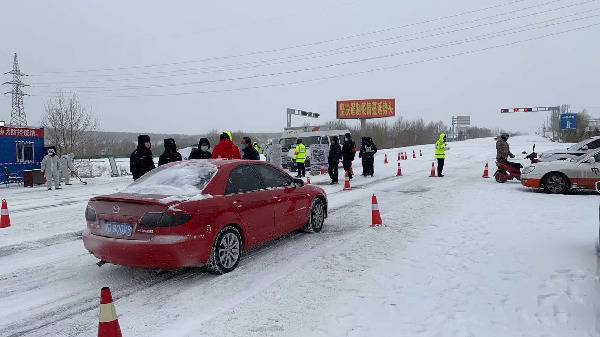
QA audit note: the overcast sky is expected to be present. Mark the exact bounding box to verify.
[1,0,599,135]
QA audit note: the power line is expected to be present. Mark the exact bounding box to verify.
[30,0,595,86]
[31,21,600,98]
[29,0,546,76]
[29,12,600,94]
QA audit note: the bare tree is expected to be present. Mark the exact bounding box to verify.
[41,92,98,157]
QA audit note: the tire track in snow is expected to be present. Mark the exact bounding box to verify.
[0,164,431,336]
[0,179,398,336]
[0,231,82,258]
[2,269,190,337]
[10,198,88,214]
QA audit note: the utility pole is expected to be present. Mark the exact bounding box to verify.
[3,53,29,127]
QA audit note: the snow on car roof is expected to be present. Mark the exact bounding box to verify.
[123,160,218,197]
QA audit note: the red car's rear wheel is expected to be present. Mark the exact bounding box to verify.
[207,226,243,274]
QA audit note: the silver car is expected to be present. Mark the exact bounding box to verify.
[539,137,600,162]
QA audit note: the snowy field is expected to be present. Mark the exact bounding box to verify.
[1,135,599,337]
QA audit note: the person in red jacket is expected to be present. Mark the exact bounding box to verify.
[211,132,242,159]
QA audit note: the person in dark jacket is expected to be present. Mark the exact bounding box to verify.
[211,132,242,159]
[158,138,182,166]
[189,138,212,159]
[496,133,514,163]
[328,136,342,184]
[130,135,156,180]
[241,137,260,160]
[359,137,378,177]
[341,133,357,180]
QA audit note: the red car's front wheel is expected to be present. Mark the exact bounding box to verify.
[304,198,326,233]
[207,226,243,274]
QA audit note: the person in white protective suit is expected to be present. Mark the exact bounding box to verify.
[60,153,76,185]
[41,148,61,190]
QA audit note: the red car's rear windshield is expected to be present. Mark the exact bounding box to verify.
[124,161,217,196]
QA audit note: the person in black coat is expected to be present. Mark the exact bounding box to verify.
[359,137,378,177]
[130,135,156,180]
[158,138,183,166]
[341,133,356,180]
[189,138,212,159]
[328,136,342,184]
[241,137,260,160]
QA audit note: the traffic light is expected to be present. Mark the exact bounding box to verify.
[500,108,509,113]
[513,108,520,112]
[523,108,532,112]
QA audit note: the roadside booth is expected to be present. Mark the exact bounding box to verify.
[0,126,45,186]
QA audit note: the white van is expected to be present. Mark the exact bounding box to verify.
[286,129,350,169]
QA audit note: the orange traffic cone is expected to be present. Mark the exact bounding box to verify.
[396,161,403,176]
[0,199,10,229]
[419,149,423,157]
[384,154,389,164]
[98,287,122,337]
[429,162,437,177]
[306,176,311,184]
[482,162,490,178]
[343,171,351,191]
[371,194,383,227]
[413,150,416,159]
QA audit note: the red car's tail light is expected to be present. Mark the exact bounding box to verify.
[139,211,192,228]
[85,205,97,222]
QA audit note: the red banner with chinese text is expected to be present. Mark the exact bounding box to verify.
[336,99,395,119]
[0,127,44,139]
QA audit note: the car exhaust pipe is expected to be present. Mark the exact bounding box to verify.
[96,260,107,267]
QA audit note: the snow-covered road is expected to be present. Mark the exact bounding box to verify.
[1,136,598,337]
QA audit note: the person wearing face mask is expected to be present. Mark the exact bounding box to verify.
[59,153,76,185]
[341,133,357,180]
[241,137,260,160]
[189,138,212,159]
[130,134,156,180]
[212,132,242,160]
[41,147,61,190]
[158,138,182,166]
[328,136,342,184]
[359,137,378,177]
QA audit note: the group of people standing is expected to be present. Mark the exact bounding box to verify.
[130,131,263,181]
[324,133,378,184]
[129,130,451,183]
[40,147,76,190]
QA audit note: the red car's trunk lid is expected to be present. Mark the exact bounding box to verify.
[88,193,176,239]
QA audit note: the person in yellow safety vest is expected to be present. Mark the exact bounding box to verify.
[434,132,448,177]
[253,142,263,155]
[294,138,307,178]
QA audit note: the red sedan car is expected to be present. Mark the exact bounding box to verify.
[82,160,327,273]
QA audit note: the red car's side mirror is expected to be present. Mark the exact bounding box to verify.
[292,178,304,188]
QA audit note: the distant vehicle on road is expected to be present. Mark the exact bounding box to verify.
[521,149,600,194]
[285,130,350,170]
[82,160,328,273]
[538,136,600,162]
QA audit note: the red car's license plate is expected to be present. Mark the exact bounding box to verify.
[103,222,133,237]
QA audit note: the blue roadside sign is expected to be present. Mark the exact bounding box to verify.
[560,113,577,130]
